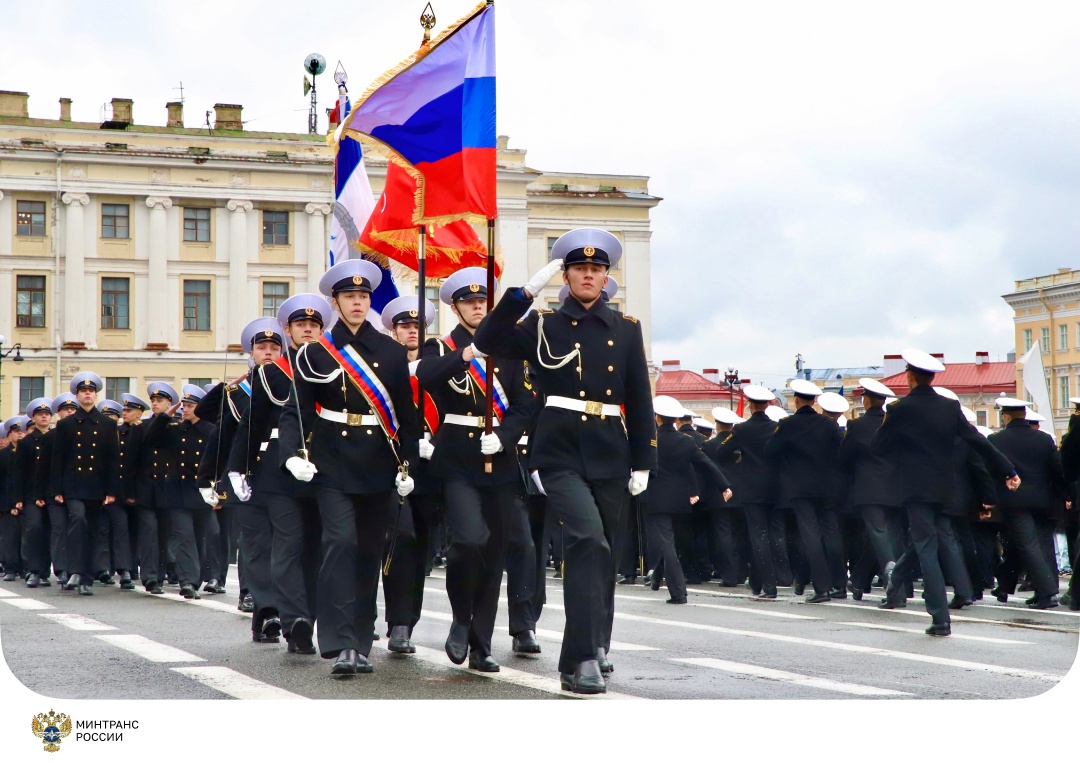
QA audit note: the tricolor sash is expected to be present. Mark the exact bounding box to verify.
[272,355,293,379]
[317,334,400,439]
[410,376,441,434]
[442,335,508,421]
[239,380,252,396]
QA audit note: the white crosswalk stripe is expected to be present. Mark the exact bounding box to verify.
[673,657,913,697]
[38,613,116,631]
[0,596,53,610]
[94,634,205,663]
[172,666,307,700]
[836,621,1034,644]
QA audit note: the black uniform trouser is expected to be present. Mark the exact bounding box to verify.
[788,498,833,594]
[443,480,515,658]
[538,469,625,674]
[971,520,1001,594]
[936,516,973,600]
[1068,543,1080,599]
[316,488,391,659]
[20,505,50,575]
[706,507,739,585]
[1,511,23,572]
[134,504,164,585]
[894,502,950,625]
[168,505,210,588]
[998,510,1058,599]
[94,504,132,574]
[268,493,321,633]
[207,501,237,585]
[850,504,900,591]
[1036,517,1059,581]
[47,502,67,576]
[618,495,642,578]
[66,499,104,579]
[770,508,793,586]
[742,503,778,596]
[506,494,548,636]
[645,513,686,600]
[236,502,275,627]
[675,510,712,581]
[383,493,436,632]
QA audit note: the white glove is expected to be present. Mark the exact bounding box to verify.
[524,259,564,298]
[419,437,435,460]
[199,487,219,507]
[468,342,488,360]
[286,456,318,482]
[228,471,252,502]
[480,432,504,455]
[628,470,650,496]
[395,471,415,497]
[530,470,547,496]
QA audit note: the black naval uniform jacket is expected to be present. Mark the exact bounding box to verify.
[197,380,250,497]
[279,319,420,495]
[50,407,121,501]
[0,444,12,511]
[1058,411,1080,507]
[837,407,901,508]
[141,413,189,509]
[871,385,1014,506]
[473,289,656,480]
[116,420,144,505]
[647,424,729,515]
[764,405,843,505]
[946,437,997,521]
[11,428,47,508]
[32,429,57,506]
[416,324,532,487]
[230,351,315,502]
[706,411,778,506]
[176,419,215,510]
[987,419,1068,519]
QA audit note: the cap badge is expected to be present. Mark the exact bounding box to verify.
[304,307,315,316]
[263,329,274,338]
[352,275,363,286]
[408,309,418,318]
[583,245,596,257]
[469,283,481,293]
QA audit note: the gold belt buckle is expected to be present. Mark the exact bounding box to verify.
[584,401,603,416]
[476,416,486,428]
[347,412,364,426]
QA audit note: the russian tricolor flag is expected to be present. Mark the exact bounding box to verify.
[344,2,496,225]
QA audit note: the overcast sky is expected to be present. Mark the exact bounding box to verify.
[4,1,1079,386]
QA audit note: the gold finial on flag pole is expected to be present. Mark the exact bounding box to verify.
[420,3,436,43]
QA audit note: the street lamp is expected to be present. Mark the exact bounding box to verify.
[724,365,741,411]
[0,335,25,419]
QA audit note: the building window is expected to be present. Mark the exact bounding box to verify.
[16,200,46,236]
[19,377,45,415]
[1076,323,1080,350]
[1041,328,1050,353]
[105,377,130,401]
[262,282,289,317]
[976,409,987,428]
[425,286,441,334]
[1023,329,1032,353]
[101,203,130,239]
[183,279,211,331]
[183,208,211,242]
[187,378,211,390]
[1060,325,1069,352]
[1061,376,1070,408]
[16,275,46,328]
[101,277,130,329]
[262,210,289,245]
[546,237,558,258]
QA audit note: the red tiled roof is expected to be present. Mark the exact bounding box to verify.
[655,370,736,399]
[879,361,1016,396]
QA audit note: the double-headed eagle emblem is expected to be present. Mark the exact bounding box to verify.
[32,710,71,752]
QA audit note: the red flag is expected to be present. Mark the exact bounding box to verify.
[358,161,499,279]
[736,391,745,419]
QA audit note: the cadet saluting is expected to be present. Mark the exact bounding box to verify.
[473,228,656,694]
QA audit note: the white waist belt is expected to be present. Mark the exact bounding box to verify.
[443,413,500,428]
[259,428,280,452]
[318,409,378,426]
[545,395,622,417]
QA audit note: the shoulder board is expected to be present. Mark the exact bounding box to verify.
[227,384,239,392]
[538,308,554,315]
[886,399,900,407]
[721,434,734,444]
[622,314,638,323]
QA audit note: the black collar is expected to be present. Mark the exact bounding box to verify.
[331,318,380,352]
[450,323,476,347]
[1005,419,1032,429]
[559,295,615,328]
[794,405,817,416]
[909,385,935,396]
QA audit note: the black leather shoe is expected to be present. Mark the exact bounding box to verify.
[883,560,897,598]
[97,571,115,585]
[179,583,201,600]
[260,616,282,643]
[78,583,94,596]
[512,630,541,654]
[1026,596,1059,610]
[165,574,179,586]
[650,576,662,592]
[925,622,951,637]
[948,596,973,610]
[239,593,254,612]
[1,572,16,582]
[63,573,81,591]
[331,649,359,676]
[387,625,416,654]
[286,618,316,654]
[666,596,687,604]
[756,591,778,600]
[57,574,68,588]
[1067,593,1079,612]
[560,660,606,694]
[469,652,500,672]
[203,579,226,595]
[39,576,51,587]
[878,597,907,609]
[828,587,847,600]
[147,581,164,595]
[26,573,39,588]
[597,647,613,675]
[805,592,831,603]
[355,652,374,674]
[990,587,1008,603]
[847,581,862,601]
[444,622,470,665]
[616,575,637,586]
[793,582,806,596]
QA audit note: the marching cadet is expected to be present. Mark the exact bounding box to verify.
[706,385,783,598]
[93,399,134,589]
[986,397,1066,608]
[700,406,744,587]
[139,382,184,594]
[118,393,162,593]
[0,419,20,582]
[765,379,844,602]
[50,372,120,597]
[473,228,656,694]
[11,398,53,587]
[380,294,440,656]
[278,259,419,677]
[648,395,732,603]
[872,349,1019,635]
[40,395,78,587]
[417,267,532,673]
[838,378,903,600]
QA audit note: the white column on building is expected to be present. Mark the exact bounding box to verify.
[622,229,653,363]
[305,202,332,290]
[226,199,253,347]
[60,192,90,348]
[145,196,173,347]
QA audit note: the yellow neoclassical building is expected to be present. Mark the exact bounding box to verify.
[0,91,660,417]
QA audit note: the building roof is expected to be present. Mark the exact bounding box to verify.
[802,367,883,382]
[655,369,735,400]
[880,361,1016,396]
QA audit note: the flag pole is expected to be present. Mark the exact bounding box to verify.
[483,217,496,474]
[417,224,427,426]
